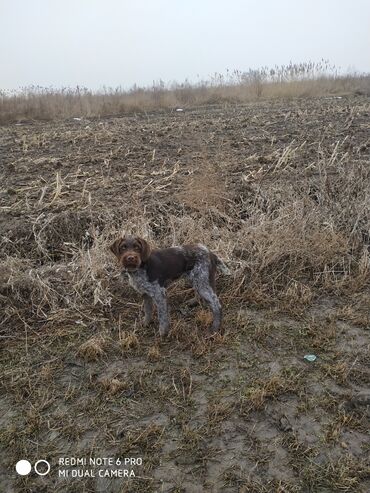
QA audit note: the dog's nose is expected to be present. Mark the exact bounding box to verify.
[127,255,136,262]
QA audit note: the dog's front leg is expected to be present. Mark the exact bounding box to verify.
[142,294,154,327]
[151,286,170,336]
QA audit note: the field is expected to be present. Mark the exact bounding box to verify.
[1,94,370,492]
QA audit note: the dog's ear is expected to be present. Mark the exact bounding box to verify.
[137,237,151,262]
[110,238,124,257]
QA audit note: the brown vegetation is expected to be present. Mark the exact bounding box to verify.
[1,61,370,124]
[1,91,369,491]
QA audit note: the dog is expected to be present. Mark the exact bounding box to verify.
[110,236,230,336]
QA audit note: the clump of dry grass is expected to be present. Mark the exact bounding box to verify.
[119,330,139,352]
[195,308,214,327]
[77,335,107,361]
[177,161,228,214]
[300,455,370,492]
[337,301,370,327]
[147,345,161,361]
[240,370,301,413]
[207,400,234,428]
[99,377,127,395]
[322,361,353,384]
[324,410,359,442]
[121,424,164,454]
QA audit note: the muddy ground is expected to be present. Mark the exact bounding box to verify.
[1,96,370,492]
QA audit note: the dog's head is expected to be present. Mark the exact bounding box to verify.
[109,236,151,271]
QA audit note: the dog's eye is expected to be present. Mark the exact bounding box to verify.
[120,243,127,250]
[133,245,140,251]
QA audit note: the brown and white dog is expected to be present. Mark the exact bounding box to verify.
[110,236,230,336]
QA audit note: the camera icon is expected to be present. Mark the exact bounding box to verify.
[15,459,51,476]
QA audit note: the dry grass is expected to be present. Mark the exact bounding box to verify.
[240,371,301,413]
[1,94,370,492]
[98,377,128,396]
[300,456,370,492]
[76,335,107,361]
[1,62,369,124]
[118,330,140,352]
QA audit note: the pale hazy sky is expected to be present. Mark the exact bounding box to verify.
[1,0,369,91]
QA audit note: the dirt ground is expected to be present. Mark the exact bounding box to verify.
[1,96,370,492]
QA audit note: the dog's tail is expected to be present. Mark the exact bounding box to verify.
[214,255,232,276]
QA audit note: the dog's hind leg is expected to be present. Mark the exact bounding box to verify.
[191,270,222,333]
